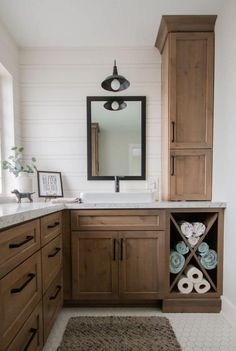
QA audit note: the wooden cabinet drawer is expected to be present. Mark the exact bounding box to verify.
[0,251,42,350]
[71,210,165,230]
[0,220,40,279]
[43,270,63,342]
[42,235,62,293]
[41,212,62,246]
[6,302,43,351]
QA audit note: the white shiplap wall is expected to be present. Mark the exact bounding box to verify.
[19,47,161,196]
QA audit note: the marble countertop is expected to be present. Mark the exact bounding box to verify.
[0,201,226,230]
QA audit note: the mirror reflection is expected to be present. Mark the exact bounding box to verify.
[87,96,146,180]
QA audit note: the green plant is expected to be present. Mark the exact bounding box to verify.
[2,146,37,177]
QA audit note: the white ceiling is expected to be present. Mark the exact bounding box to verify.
[0,0,224,47]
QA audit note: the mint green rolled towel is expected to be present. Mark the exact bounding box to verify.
[197,242,209,256]
[170,250,185,274]
[200,249,217,270]
[175,241,189,255]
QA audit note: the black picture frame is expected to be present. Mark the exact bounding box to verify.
[37,171,64,198]
[87,96,146,180]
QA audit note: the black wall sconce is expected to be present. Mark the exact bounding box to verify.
[104,99,127,111]
[101,60,130,92]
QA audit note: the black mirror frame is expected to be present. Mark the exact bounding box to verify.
[87,96,146,180]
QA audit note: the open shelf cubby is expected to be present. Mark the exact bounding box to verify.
[168,211,222,298]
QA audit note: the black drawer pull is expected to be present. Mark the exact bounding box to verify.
[113,239,116,261]
[24,328,37,351]
[9,235,34,249]
[49,285,62,300]
[120,239,124,261]
[48,247,61,258]
[11,273,35,294]
[47,221,60,229]
[171,121,175,143]
[171,156,175,176]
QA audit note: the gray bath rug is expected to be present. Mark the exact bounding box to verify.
[57,316,181,350]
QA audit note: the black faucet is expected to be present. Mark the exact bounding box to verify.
[114,176,120,192]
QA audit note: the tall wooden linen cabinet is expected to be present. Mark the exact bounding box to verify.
[156,15,217,201]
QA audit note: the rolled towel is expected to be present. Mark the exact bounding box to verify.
[179,221,194,238]
[194,278,211,294]
[184,264,203,284]
[169,250,185,274]
[177,275,194,294]
[175,241,189,255]
[192,222,206,237]
[197,242,209,256]
[188,235,199,248]
[200,249,218,270]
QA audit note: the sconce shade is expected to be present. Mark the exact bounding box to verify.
[101,60,130,92]
[104,99,127,111]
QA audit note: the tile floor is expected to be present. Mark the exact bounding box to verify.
[43,307,236,351]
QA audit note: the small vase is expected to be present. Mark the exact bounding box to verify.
[15,173,33,193]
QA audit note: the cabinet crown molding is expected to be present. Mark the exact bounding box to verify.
[155,15,217,53]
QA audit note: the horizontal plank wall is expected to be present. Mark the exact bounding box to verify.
[19,47,161,197]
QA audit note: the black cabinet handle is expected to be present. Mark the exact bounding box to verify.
[171,121,175,143]
[113,239,116,261]
[11,273,35,294]
[9,235,34,249]
[48,247,61,258]
[47,221,60,229]
[49,285,62,300]
[24,328,37,351]
[171,156,175,176]
[120,239,124,261]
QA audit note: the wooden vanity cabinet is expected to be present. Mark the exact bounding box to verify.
[0,211,63,351]
[71,210,166,302]
[156,15,216,200]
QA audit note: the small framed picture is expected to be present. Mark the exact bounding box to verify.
[37,171,64,198]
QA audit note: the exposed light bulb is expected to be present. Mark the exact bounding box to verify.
[111,79,121,91]
[111,101,119,110]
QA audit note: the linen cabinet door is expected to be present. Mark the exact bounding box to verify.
[169,32,214,149]
[170,149,212,201]
[119,231,165,300]
[72,231,119,300]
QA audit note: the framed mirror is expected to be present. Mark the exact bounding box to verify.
[87,96,146,180]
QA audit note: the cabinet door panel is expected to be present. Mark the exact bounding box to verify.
[169,32,213,148]
[72,231,118,300]
[119,231,165,299]
[170,149,212,200]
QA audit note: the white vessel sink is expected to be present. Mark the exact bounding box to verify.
[80,192,154,203]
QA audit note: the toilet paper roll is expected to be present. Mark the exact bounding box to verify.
[194,279,211,294]
[177,275,194,294]
[184,264,203,284]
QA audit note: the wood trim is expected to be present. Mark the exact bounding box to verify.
[155,15,217,52]
[62,210,72,300]
[162,298,221,313]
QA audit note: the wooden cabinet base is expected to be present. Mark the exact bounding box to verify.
[162,298,221,313]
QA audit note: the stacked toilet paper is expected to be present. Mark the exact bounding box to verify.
[177,264,211,294]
